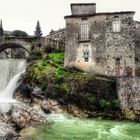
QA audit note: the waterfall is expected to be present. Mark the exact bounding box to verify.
[0,59,26,99]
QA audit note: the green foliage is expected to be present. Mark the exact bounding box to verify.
[48,53,64,64]
[87,96,97,104]
[60,83,70,93]
[34,20,43,37]
[112,99,120,108]
[37,59,47,67]
[11,30,28,37]
[99,99,111,108]
[99,99,120,109]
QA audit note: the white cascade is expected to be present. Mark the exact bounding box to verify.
[0,59,26,112]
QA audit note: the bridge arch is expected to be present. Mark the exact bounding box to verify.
[0,43,30,54]
[0,42,31,59]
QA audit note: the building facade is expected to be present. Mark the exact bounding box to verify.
[45,28,65,51]
[64,3,137,76]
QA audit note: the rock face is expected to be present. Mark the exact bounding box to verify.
[0,101,47,139]
[41,99,62,114]
[9,102,47,129]
[0,122,18,140]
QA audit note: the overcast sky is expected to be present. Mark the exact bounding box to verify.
[0,0,139,36]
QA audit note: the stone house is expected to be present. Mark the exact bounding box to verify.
[64,3,139,76]
[45,28,65,51]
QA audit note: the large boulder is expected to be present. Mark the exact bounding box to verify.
[8,102,47,129]
[41,99,62,114]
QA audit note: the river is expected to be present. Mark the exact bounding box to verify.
[20,113,140,140]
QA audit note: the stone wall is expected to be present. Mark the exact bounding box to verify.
[134,22,140,75]
[105,13,135,76]
[117,76,140,110]
[64,12,135,76]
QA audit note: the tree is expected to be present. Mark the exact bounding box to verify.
[11,30,28,37]
[0,20,4,37]
[34,20,43,37]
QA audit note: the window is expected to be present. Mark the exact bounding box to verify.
[115,58,120,66]
[80,24,89,40]
[83,45,90,62]
[112,21,121,32]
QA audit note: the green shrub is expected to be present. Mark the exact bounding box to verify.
[60,83,70,93]
[87,96,97,104]
[11,30,28,37]
[55,67,65,78]
[37,60,47,67]
[112,99,120,108]
[99,99,111,108]
[48,53,64,64]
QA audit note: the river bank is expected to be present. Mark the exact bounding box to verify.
[15,52,140,122]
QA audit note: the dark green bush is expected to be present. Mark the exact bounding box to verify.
[43,44,56,53]
[11,30,28,37]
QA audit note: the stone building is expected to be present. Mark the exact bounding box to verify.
[64,3,138,76]
[45,28,65,51]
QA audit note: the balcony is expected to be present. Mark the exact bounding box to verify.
[78,33,91,42]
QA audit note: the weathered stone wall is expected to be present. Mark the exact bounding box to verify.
[134,22,140,75]
[105,13,135,76]
[64,15,107,72]
[117,76,140,110]
[65,13,135,75]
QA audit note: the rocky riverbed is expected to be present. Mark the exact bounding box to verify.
[0,101,47,140]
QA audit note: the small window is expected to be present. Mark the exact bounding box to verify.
[112,21,121,32]
[115,58,120,66]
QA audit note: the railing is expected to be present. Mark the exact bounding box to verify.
[78,33,91,41]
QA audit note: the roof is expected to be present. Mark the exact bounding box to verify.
[46,28,65,38]
[50,28,65,35]
[64,11,135,19]
[71,3,96,6]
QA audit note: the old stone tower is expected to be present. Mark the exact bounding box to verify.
[64,3,137,76]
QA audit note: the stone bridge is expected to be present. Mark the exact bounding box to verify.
[0,36,45,53]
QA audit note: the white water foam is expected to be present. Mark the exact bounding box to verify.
[0,59,26,112]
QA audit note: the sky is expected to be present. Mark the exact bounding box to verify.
[0,0,139,36]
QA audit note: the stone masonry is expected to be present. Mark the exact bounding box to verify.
[117,77,140,110]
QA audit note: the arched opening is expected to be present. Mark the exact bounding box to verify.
[0,43,30,59]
